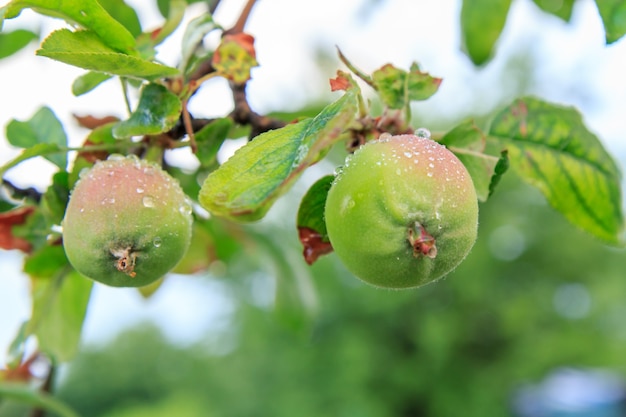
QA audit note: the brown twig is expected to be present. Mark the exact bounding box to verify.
[2,179,42,203]
[225,0,258,35]
[229,82,286,139]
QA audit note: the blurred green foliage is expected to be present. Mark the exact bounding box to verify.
[49,175,626,417]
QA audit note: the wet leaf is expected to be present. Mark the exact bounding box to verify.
[112,83,182,138]
[37,29,179,81]
[5,106,67,170]
[3,0,136,53]
[199,74,360,222]
[489,96,624,244]
[461,0,512,65]
[297,175,334,264]
[0,28,37,59]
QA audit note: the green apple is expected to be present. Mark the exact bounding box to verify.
[325,133,478,289]
[62,156,193,287]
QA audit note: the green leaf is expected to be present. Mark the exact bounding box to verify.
[151,0,186,46]
[461,0,512,65]
[533,0,575,21]
[5,107,67,170]
[595,0,626,43]
[3,0,136,53]
[371,62,442,109]
[40,171,69,227]
[180,13,220,75]
[98,0,142,37]
[0,28,37,59]
[24,247,93,363]
[488,150,509,197]
[440,120,501,202]
[199,78,361,222]
[195,118,233,169]
[0,383,80,417]
[112,83,182,137]
[297,175,334,265]
[71,71,113,96]
[32,269,93,362]
[489,96,624,244]
[0,143,63,177]
[36,29,179,81]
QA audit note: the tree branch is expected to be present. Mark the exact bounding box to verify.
[229,82,286,139]
[2,179,42,203]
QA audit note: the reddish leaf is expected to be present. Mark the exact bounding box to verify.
[73,114,119,129]
[0,206,35,253]
[330,73,351,92]
[299,227,333,265]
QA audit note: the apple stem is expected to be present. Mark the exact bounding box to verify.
[407,222,437,259]
[111,246,138,277]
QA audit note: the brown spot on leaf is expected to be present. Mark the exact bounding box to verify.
[299,227,333,265]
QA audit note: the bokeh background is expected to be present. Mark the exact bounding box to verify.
[2,0,626,415]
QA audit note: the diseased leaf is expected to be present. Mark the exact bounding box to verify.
[199,74,360,222]
[5,106,67,170]
[461,0,512,65]
[212,33,258,84]
[112,83,182,138]
[0,28,37,59]
[37,29,179,81]
[297,175,335,265]
[489,96,624,244]
[533,0,575,21]
[440,120,500,202]
[595,0,626,43]
[3,0,136,53]
[371,62,442,109]
[71,71,112,96]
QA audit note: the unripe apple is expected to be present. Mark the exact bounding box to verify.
[62,155,193,287]
[324,133,478,289]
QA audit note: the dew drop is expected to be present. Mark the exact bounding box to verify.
[107,153,126,161]
[415,128,431,139]
[179,201,192,216]
[153,237,162,247]
[403,151,413,158]
[395,168,402,175]
[427,172,433,177]
[142,196,155,208]
[379,132,392,141]
[429,163,435,168]
[136,187,145,194]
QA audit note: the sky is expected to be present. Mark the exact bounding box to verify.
[1,0,626,364]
